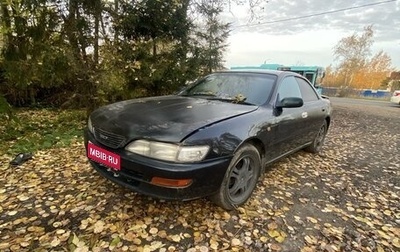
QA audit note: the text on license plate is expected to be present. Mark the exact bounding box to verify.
[87,141,121,171]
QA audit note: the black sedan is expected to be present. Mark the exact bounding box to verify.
[84,70,332,210]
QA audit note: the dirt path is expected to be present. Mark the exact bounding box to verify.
[0,104,399,252]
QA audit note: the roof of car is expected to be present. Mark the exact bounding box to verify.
[223,69,282,74]
[217,69,301,77]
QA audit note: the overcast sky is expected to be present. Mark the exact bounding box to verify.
[223,0,400,70]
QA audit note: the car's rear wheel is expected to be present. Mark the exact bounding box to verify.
[305,120,327,153]
[210,144,261,210]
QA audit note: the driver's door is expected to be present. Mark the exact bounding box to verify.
[266,76,305,158]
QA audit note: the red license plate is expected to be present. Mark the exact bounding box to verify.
[87,142,121,171]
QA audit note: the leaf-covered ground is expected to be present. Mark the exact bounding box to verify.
[0,109,86,155]
[0,104,399,252]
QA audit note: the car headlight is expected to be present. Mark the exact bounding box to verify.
[125,140,209,162]
[88,117,94,134]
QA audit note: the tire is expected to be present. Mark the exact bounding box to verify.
[305,120,328,153]
[210,144,261,210]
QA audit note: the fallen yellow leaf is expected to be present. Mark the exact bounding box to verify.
[392,238,400,248]
[231,238,241,246]
[268,222,278,230]
[268,230,280,238]
[306,217,318,224]
[169,234,181,243]
[270,243,282,251]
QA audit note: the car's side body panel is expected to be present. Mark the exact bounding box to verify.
[183,98,330,162]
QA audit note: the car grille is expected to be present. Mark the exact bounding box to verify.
[94,127,126,149]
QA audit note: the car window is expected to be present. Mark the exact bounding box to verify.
[276,76,301,101]
[181,73,277,105]
[296,77,319,102]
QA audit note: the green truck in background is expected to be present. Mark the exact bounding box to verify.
[231,64,325,94]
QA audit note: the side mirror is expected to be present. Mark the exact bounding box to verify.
[276,97,304,109]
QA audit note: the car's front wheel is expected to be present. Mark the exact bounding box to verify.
[211,144,261,210]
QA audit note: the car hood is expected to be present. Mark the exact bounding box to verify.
[90,95,258,143]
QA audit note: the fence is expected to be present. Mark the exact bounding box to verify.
[321,87,391,99]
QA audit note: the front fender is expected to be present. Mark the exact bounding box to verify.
[182,107,274,159]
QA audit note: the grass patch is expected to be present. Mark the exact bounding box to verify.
[1,108,87,155]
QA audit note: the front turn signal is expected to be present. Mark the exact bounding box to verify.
[150,177,193,188]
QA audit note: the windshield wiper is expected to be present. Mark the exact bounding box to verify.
[182,91,217,97]
[207,97,254,106]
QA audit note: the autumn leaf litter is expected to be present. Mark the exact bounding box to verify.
[0,106,399,252]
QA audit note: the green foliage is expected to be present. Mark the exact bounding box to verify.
[118,0,190,41]
[0,94,17,122]
[0,0,80,106]
[194,0,231,74]
[0,0,231,111]
[0,109,86,155]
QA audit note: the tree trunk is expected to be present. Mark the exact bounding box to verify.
[153,39,157,56]
[114,0,119,42]
[94,0,100,65]
[63,0,81,60]
[1,2,12,44]
[29,87,36,105]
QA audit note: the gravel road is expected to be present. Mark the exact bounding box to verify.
[0,98,399,252]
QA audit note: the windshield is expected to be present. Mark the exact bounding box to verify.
[180,73,277,105]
